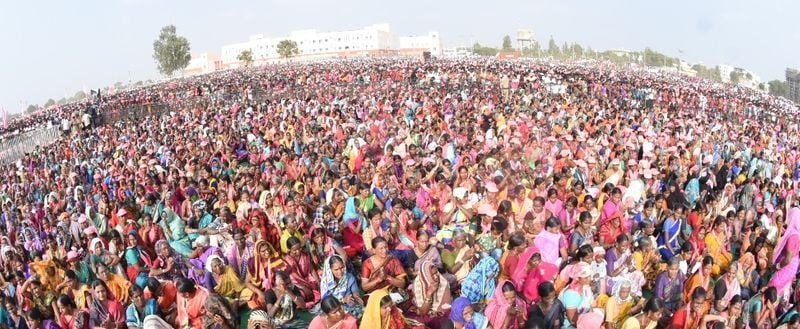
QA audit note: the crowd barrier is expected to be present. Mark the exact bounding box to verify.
[0,125,61,164]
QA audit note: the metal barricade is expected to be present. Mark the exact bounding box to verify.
[0,125,61,164]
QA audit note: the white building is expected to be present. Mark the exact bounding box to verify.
[218,24,441,68]
[398,32,443,56]
[184,53,222,76]
[717,64,734,83]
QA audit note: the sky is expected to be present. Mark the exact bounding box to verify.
[1,0,798,114]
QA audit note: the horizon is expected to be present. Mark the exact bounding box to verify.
[1,0,798,114]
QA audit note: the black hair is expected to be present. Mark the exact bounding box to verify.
[616,234,629,244]
[691,287,707,301]
[702,255,715,267]
[545,217,560,229]
[129,283,144,297]
[765,286,778,303]
[320,295,342,315]
[507,234,526,250]
[380,295,394,308]
[286,236,302,250]
[65,270,78,281]
[537,281,555,298]
[57,294,76,309]
[501,281,516,293]
[146,277,162,294]
[371,236,387,249]
[643,297,664,314]
[177,277,197,294]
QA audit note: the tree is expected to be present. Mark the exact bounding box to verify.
[43,99,55,108]
[730,71,742,84]
[152,25,192,77]
[25,105,38,114]
[571,44,584,59]
[276,40,299,59]
[501,35,513,51]
[547,36,559,57]
[745,73,752,80]
[57,98,67,105]
[73,90,87,100]
[237,49,254,66]
[758,83,766,91]
[472,43,499,56]
[769,80,789,98]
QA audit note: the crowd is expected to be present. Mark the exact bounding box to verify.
[2,57,800,329]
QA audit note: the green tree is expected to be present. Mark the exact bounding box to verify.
[571,44,584,59]
[758,83,766,91]
[472,43,499,56]
[43,98,55,108]
[547,36,559,57]
[502,35,513,51]
[152,25,192,77]
[769,80,789,98]
[73,90,87,100]
[25,104,38,114]
[237,49,254,66]
[57,97,67,105]
[730,71,742,84]
[745,73,752,80]
[277,40,299,59]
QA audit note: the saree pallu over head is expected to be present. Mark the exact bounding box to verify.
[250,239,285,290]
[461,257,500,304]
[773,207,800,264]
[484,280,526,329]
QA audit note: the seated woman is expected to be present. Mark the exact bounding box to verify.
[201,294,237,329]
[409,230,443,272]
[704,216,732,276]
[684,256,714,305]
[528,282,566,329]
[361,237,407,294]
[619,297,663,329]
[176,278,210,329]
[308,226,347,271]
[441,230,476,285]
[603,279,645,329]
[186,236,221,289]
[631,238,663,291]
[512,248,558,303]
[283,236,321,309]
[53,294,90,329]
[95,264,132,305]
[88,280,126,329]
[264,271,308,329]
[206,255,266,310]
[558,262,603,328]
[450,297,489,329]
[461,257,500,305]
[321,255,364,318]
[485,280,527,329]
[653,257,684,312]
[150,240,188,282]
[499,234,528,282]
[310,296,359,329]
[360,289,425,329]
[247,239,287,294]
[410,260,452,328]
[124,232,152,289]
[125,285,159,329]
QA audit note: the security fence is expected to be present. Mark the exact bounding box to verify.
[0,125,61,164]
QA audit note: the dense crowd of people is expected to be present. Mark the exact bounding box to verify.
[2,57,800,329]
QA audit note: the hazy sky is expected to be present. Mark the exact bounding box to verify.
[1,0,798,113]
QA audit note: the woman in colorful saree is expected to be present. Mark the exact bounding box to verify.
[360,237,407,294]
[683,256,714,304]
[150,240,187,282]
[449,296,489,329]
[88,280,126,329]
[124,231,151,288]
[704,216,732,276]
[656,208,682,261]
[206,255,266,310]
[247,239,287,294]
[410,260,452,328]
[359,289,425,329]
[309,296,358,329]
[159,208,194,257]
[558,262,603,329]
[460,256,500,304]
[264,271,308,328]
[604,279,645,328]
[283,236,321,309]
[321,255,364,318]
[653,257,684,312]
[511,247,558,303]
[485,280,527,329]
